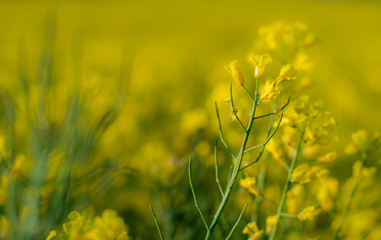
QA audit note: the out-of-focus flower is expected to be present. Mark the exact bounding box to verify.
[317,177,339,211]
[248,53,272,79]
[225,60,244,86]
[298,206,321,221]
[276,65,297,85]
[352,161,376,180]
[61,209,129,240]
[322,116,336,129]
[242,222,263,240]
[291,164,310,183]
[293,52,314,72]
[286,184,305,214]
[267,140,283,160]
[345,129,368,154]
[94,210,128,240]
[291,164,328,184]
[304,128,328,145]
[240,177,259,196]
[266,215,277,234]
[317,151,338,163]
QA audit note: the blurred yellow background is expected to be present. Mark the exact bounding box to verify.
[0,0,380,239]
[1,0,380,134]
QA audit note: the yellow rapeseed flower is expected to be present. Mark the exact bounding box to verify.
[242,222,263,240]
[317,151,338,163]
[276,64,297,85]
[323,116,336,129]
[259,81,279,102]
[352,161,376,180]
[63,211,84,235]
[286,184,305,214]
[291,164,310,183]
[345,129,368,154]
[291,164,328,184]
[225,60,244,86]
[240,177,259,196]
[94,209,128,240]
[248,53,272,78]
[266,215,277,234]
[317,177,339,211]
[298,206,321,221]
[266,140,282,160]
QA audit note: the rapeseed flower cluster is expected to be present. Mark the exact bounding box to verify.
[46,209,129,240]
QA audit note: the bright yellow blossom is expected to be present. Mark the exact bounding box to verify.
[225,60,244,86]
[276,64,297,85]
[317,151,338,163]
[94,209,128,240]
[317,177,339,211]
[298,206,321,221]
[286,184,305,214]
[248,53,272,78]
[259,81,279,102]
[240,177,259,196]
[352,161,376,180]
[345,129,369,154]
[267,140,282,160]
[266,215,277,234]
[242,222,263,240]
[291,164,328,184]
[60,209,129,240]
[291,164,310,183]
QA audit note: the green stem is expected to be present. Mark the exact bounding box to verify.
[150,206,165,240]
[230,83,246,132]
[225,204,248,240]
[269,126,306,240]
[215,140,224,197]
[205,95,259,240]
[189,157,209,231]
[215,102,237,161]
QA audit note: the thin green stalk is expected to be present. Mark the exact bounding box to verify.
[205,93,259,240]
[279,158,290,171]
[258,192,279,206]
[215,102,237,161]
[150,206,165,240]
[269,126,306,240]
[254,97,290,120]
[229,83,246,132]
[244,114,284,154]
[214,140,224,197]
[189,157,209,231]
[225,204,248,240]
[280,213,298,218]
[242,85,255,102]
